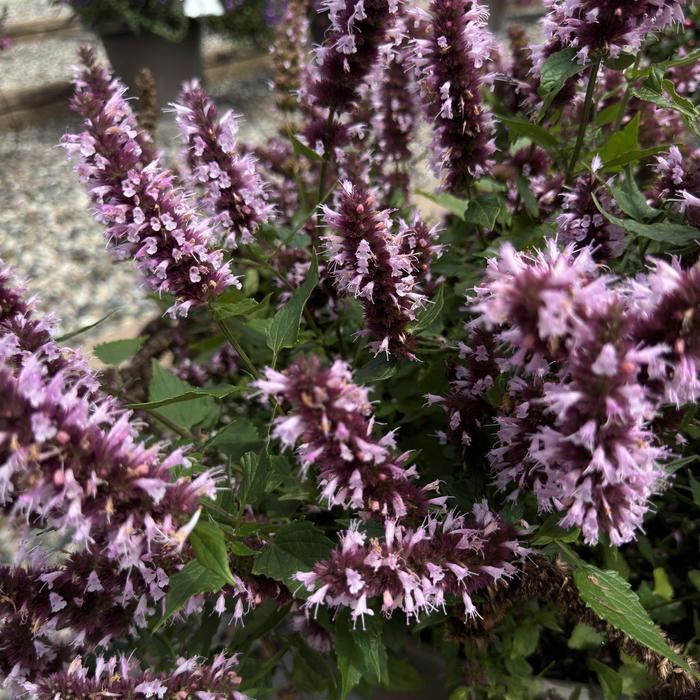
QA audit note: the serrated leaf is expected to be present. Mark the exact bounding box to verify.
[190,520,236,586]
[147,361,216,429]
[239,451,270,507]
[610,172,659,221]
[252,520,333,583]
[531,514,580,545]
[601,146,668,171]
[93,337,145,365]
[464,194,501,229]
[205,418,260,460]
[568,622,604,650]
[266,252,318,357]
[573,564,697,678]
[589,659,623,700]
[516,174,539,218]
[538,48,588,113]
[335,612,388,692]
[411,285,445,333]
[159,560,225,626]
[592,194,700,245]
[604,52,636,71]
[288,130,325,161]
[127,384,239,412]
[416,190,468,220]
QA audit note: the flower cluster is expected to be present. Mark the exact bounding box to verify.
[323,180,426,357]
[63,52,235,317]
[557,158,626,260]
[294,502,527,626]
[463,240,700,544]
[26,653,247,700]
[413,0,495,192]
[310,0,400,112]
[253,356,445,519]
[544,0,685,63]
[175,80,273,249]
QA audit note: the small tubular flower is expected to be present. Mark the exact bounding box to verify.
[631,257,700,406]
[294,502,527,626]
[413,0,496,193]
[323,180,426,358]
[63,52,235,318]
[655,146,700,227]
[175,80,273,249]
[310,0,401,112]
[253,356,445,520]
[26,653,248,700]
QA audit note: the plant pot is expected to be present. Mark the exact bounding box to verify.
[98,20,202,107]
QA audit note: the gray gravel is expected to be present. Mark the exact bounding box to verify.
[0,1,276,340]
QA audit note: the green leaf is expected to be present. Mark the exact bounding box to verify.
[604,52,636,71]
[538,48,588,113]
[516,174,539,218]
[573,564,697,678]
[599,112,640,165]
[601,146,669,171]
[382,657,424,691]
[689,473,700,505]
[610,172,659,221]
[266,252,319,357]
[190,520,237,586]
[205,418,260,460]
[252,520,333,584]
[592,195,700,245]
[239,451,270,507]
[688,570,700,592]
[147,362,216,429]
[497,114,560,153]
[159,560,226,626]
[55,310,118,342]
[416,190,468,220]
[568,622,605,650]
[531,514,580,545]
[212,298,260,320]
[127,384,239,412]
[355,356,397,384]
[335,612,388,691]
[463,194,502,230]
[589,659,623,700]
[653,567,674,602]
[288,130,324,162]
[93,337,145,365]
[411,285,446,333]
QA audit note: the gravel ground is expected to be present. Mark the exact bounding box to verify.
[0,1,276,341]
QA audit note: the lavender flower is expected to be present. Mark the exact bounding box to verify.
[323,180,426,357]
[270,0,310,113]
[253,356,445,519]
[413,0,496,193]
[294,502,527,626]
[557,158,626,260]
[175,80,273,249]
[26,653,247,699]
[371,16,419,200]
[545,0,685,63]
[399,213,444,295]
[655,146,700,227]
[310,0,400,112]
[470,240,604,374]
[63,52,235,318]
[631,257,700,406]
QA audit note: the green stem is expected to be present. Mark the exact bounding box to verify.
[215,317,259,379]
[566,56,602,183]
[242,640,292,688]
[317,109,336,207]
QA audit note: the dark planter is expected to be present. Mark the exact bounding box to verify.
[98,21,202,107]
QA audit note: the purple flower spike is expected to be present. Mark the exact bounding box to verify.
[253,356,446,520]
[27,653,248,700]
[323,180,426,358]
[175,80,273,249]
[63,51,236,318]
[294,502,527,627]
[310,0,401,112]
[413,0,496,193]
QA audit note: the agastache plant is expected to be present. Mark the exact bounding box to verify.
[174,80,273,249]
[63,52,235,317]
[5,0,700,692]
